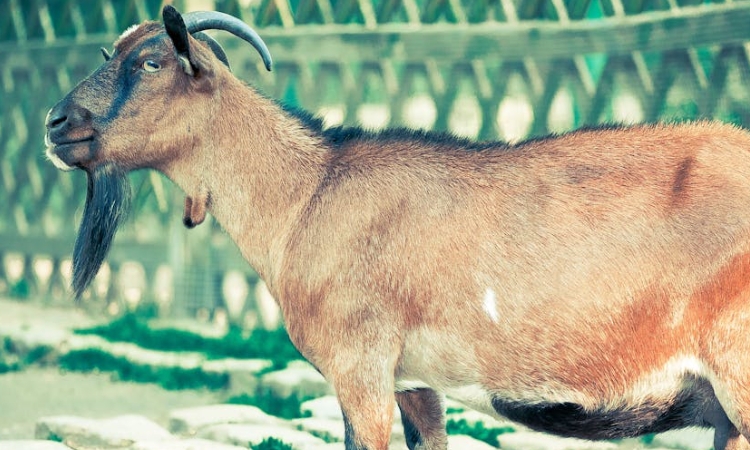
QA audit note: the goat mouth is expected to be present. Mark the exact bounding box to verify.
[45,135,95,171]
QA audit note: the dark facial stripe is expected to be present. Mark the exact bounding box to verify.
[103,35,168,123]
[72,164,131,298]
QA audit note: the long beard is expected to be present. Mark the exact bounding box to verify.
[72,164,131,298]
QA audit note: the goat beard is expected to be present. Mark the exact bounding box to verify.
[72,163,131,298]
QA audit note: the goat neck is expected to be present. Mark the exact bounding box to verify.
[158,75,328,283]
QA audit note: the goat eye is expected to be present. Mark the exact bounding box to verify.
[142,60,161,72]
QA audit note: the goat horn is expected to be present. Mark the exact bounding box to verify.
[182,11,273,71]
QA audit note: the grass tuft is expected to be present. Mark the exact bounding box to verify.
[59,348,228,390]
[446,418,515,447]
[251,437,295,450]
[75,314,302,367]
[225,390,314,420]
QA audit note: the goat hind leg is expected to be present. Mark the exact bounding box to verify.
[704,395,747,450]
[396,388,448,450]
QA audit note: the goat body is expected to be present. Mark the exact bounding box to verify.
[44,6,750,450]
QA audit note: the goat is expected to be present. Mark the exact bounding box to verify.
[44,5,750,450]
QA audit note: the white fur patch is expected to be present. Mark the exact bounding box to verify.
[116,24,140,44]
[395,379,430,392]
[44,119,74,172]
[443,384,497,416]
[604,355,708,411]
[483,288,499,323]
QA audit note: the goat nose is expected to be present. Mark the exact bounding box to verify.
[46,107,68,131]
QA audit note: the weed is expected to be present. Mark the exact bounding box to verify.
[75,315,302,367]
[446,418,515,447]
[59,348,228,390]
[226,389,313,419]
[251,437,294,450]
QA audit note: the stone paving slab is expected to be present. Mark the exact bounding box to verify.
[651,428,713,450]
[447,408,515,428]
[300,396,343,420]
[259,361,332,399]
[291,417,346,443]
[448,434,503,449]
[128,438,248,450]
[35,415,173,449]
[0,442,74,450]
[198,423,328,449]
[169,404,286,435]
[202,358,273,394]
[497,431,620,450]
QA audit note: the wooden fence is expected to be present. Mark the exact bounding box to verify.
[2,0,750,327]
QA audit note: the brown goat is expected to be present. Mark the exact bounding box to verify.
[45,5,750,450]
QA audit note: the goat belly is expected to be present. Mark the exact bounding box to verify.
[489,377,713,440]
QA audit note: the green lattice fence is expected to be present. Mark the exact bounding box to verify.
[2,0,750,326]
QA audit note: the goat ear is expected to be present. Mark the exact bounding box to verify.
[163,5,196,76]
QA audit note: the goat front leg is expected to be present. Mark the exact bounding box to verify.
[328,351,398,450]
[397,388,447,450]
[332,368,396,450]
[317,332,399,450]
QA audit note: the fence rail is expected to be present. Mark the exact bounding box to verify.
[2,0,750,328]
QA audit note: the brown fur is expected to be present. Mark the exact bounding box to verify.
[45,8,750,450]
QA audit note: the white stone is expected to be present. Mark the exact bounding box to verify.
[448,434,499,450]
[70,337,206,369]
[129,438,248,450]
[199,424,326,449]
[202,359,273,395]
[300,396,342,420]
[290,418,345,443]
[201,359,272,375]
[447,409,515,429]
[497,431,618,450]
[304,443,405,450]
[651,428,714,450]
[2,327,69,352]
[35,415,174,448]
[301,442,411,450]
[148,319,227,339]
[302,445,346,450]
[259,363,332,399]
[169,404,284,435]
[0,441,74,450]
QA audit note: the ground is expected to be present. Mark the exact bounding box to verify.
[0,367,220,440]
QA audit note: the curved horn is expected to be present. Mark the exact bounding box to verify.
[182,10,272,71]
[193,31,231,69]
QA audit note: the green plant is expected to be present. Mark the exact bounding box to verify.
[0,355,20,374]
[251,437,294,450]
[225,389,313,420]
[59,348,228,390]
[9,279,30,298]
[446,418,515,447]
[23,345,54,366]
[46,432,64,442]
[75,315,302,367]
[0,337,52,372]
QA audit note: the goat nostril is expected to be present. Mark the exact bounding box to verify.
[47,112,67,130]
